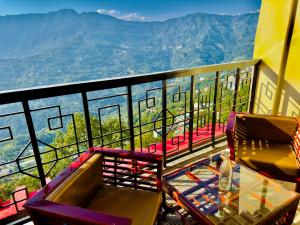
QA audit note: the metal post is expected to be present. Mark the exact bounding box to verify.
[211,72,220,148]
[127,85,135,151]
[162,80,167,167]
[117,106,124,149]
[82,92,93,147]
[188,76,195,152]
[22,100,46,187]
[232,68,240,112]
[249,62,260,113]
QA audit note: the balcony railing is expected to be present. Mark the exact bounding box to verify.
[0,59,260,223]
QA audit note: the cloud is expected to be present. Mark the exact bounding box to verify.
[97,8,146,21]
[120,13,146,22]
[96,9,120,17]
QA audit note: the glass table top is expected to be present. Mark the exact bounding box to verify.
[163,154,300,225]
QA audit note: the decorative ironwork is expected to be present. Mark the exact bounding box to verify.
[153,109,175,136]
[16,141,39,179]
[88,92,130,150]
[0,126,13,142]
[0,59,259,222]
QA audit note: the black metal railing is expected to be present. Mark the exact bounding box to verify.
[0,59,260,223]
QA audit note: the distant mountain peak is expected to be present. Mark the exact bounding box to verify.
[0,10,258,90]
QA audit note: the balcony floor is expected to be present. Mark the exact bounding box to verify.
[20,142,300,225]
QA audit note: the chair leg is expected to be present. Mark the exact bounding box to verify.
[161,192,174,221]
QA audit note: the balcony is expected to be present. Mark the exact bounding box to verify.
[0,59,261,224]
[1,0,300,224]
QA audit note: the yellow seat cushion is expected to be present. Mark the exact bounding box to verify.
[87,185,161,225]
[235,140,300,177]
[46,154,103,207]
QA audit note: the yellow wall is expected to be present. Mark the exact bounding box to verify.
[253,0,299,116]
[280,1,300,116]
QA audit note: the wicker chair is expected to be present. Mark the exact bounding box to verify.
[25,148,162,225]
[226,112,300,223]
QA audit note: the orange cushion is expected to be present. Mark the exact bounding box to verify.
[235,140,300,178]
[87,185,161,225]
[46,154,103,206]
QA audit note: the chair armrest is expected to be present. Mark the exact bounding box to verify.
[26,200,131,225]
[24,149,159,224]
[90,147,162,163]
[226,112,236,160]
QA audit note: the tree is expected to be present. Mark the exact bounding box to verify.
[42,113,129,179]
[0,113,129,201]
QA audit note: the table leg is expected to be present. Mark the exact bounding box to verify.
[162,192,175,221]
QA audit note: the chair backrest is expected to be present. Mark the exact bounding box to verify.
[235,114,298,143]
[46,153,103,207]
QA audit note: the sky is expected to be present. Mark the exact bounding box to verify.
[0,0,262,21]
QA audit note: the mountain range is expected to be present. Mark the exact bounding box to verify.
[0,9,258,91]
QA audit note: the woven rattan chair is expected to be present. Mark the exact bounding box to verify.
[226,112,300,223]
[25,148,162,225]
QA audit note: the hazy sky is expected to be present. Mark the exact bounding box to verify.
[0,0,262,21]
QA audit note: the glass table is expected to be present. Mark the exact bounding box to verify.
[163,154,300,225]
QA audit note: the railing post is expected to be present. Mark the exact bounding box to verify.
[188,76,195,152]
[127,85,135,151]
[211,72,220,148]
[82,92,93,148]
[162,80,167,167]
[249,62,260,113]
[22,100,46,187]
[232,68,240,112]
